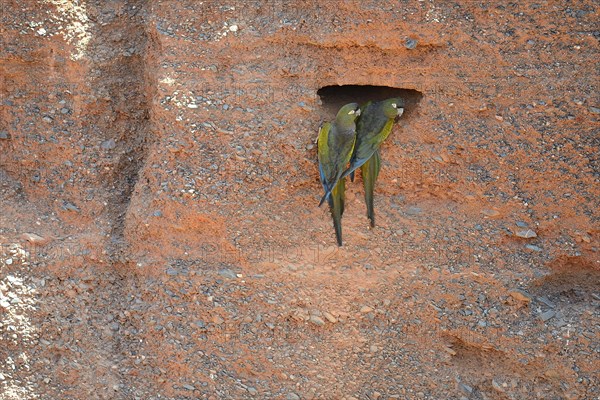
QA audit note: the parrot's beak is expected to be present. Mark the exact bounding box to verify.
[355,109,361,116]
[397,108,404,117]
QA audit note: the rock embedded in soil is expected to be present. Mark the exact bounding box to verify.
[101,139,117,149]
[515,229,537,238]
[509,290,532,303]
[540,310,556,322]
[218,268,237,279]
[323,311,337,323]
[360,305,374,313]
[492,379,505,393]
[481,209,501,217]
[404,38,418,49]
[21,232,50,245]
[525,244,542,251]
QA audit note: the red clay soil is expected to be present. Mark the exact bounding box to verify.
[1,1,599,399]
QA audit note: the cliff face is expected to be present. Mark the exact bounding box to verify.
[1,1,599,399]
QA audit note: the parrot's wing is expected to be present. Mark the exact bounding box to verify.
[318,162,326,191]
[343,116,394,179]
[317,122,335,206]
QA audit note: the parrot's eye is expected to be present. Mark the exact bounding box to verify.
[391,103,397,108]
[348,110,355,115]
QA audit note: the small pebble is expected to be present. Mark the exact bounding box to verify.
[404,38,417,49]
[405,206,422,215]
[525,244,542,252]
[540,310,556,322]
[309,315,325,326]
[21,232,49,245]
[481,208,500,217]
[589,106,600,114]
[101,139,116,150]
[509,290,531,303]
[444,346,457,356]
[554,319,567,328]
[195,320,206,328]
[492,379,505,393]
[537,296,555,308]
[458,382,473,394]
[323,311,337,323]
[515,229,537,238]
[218,269,237,279]
[63,202,80,212]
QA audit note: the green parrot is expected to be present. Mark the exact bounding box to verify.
[318,103,361,246]
[344,97,405,227]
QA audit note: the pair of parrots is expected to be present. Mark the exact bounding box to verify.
[318,98,404,246]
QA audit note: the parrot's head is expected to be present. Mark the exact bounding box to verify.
[383,97,405,119]
[335,102,361,127]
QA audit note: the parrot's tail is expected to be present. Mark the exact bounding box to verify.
[330,179,345,246]
[362,150,381,228]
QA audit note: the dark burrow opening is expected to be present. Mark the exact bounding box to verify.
[317,85,423,117]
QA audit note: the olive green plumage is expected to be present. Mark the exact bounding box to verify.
[318,103,361,246]
[344,97,404,180]
[361,149,381,228]
[345,97,404,227]
[329,177,346,246]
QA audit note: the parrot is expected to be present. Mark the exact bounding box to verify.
[318,103,361,246]
[344,97,405,227]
